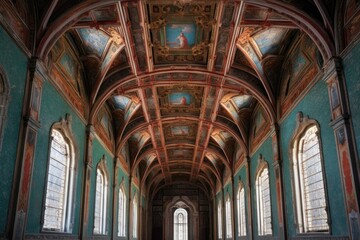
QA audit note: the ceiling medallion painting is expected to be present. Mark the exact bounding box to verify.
[164,123,197,139]
[158,86,203,117]
[171,126,190,136]
[147,1,216,65]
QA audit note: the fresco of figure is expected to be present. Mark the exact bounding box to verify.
[176,32,189,48]
[180,96,187,105]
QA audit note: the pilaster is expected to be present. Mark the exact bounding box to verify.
[324,57,360,239]
[8,58,44,239]
[270,124,286,240]
[245,156,253,240]
[80,124,95,239]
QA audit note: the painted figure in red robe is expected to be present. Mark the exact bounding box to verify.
[177,32,189,48]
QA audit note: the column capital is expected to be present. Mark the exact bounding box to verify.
[323,57,343,82]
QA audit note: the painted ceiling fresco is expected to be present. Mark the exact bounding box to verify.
[37,0,331,195]
[77,28,109,57]
[148,1,216,65]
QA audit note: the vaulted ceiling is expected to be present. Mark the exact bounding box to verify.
[28,0,336,197]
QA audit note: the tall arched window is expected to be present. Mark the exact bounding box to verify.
[132,195,138,238]
[118,186,126,237]
[217,201,222,239]
[256,162,272,236]
[174,208,188,240]
[43,127,75,232]
[291,119,329,233]
[225,196,232,238]
[237,183,246,236]
[94,159,108,235]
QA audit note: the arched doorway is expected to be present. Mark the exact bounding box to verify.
[164,198,198,240]
[150,184,211,240]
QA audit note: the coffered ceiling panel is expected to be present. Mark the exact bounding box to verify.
[147,1,216,66]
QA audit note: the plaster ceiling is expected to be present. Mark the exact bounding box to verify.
[34,0,335,196]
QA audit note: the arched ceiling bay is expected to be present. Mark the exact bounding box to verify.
[36,0,334,196]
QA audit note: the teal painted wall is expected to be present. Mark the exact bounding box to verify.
[88,137,114,236]
[0,26,28,234]
[279,78,348,237]
[250,137,279,239]
[343,40,360,157]
[234,165,248,240]
[26,80,85,234]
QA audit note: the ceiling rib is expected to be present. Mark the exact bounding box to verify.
[207,1,223,71]
[117,1,168,181]
[151,83,172,182]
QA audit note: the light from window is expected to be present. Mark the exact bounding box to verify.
[218,201,222,239]
[293,125,329,232]
[133,196,138,238]
[43,129,73,232]
[94,168,107,234]
[118,187,126,236]
[237,185,246,236]
[256,166,272,235]
[225,197,232,238]
[174,208,188,240]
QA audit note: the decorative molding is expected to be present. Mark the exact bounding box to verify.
[109,28,124,45]
[0,1,31,57]
[237,27,256,45]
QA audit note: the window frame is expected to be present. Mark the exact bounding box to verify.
[256,159,273,236]
[290,113,330,234]
[225,195,233,238]
[173,208,188,240]
[93,156,109,235]
[118,184,127,237]
[132,195,138,239]
[42,115,77,233]
[237,182,246,237]
[217,200,222,239]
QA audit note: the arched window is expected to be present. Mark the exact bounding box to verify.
[94,158,108,235]
[291,120,329,233]
[118,186,126,237]
[225,196,232,238]
[237,183,246,236]
[256,162,272,236]
[132,195,138,238]
[174,208,188,240]
[0,67,9,150]
[43,127,75,232]
[218,201,222,239]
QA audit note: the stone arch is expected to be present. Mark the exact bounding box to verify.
[164,196,199,240]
